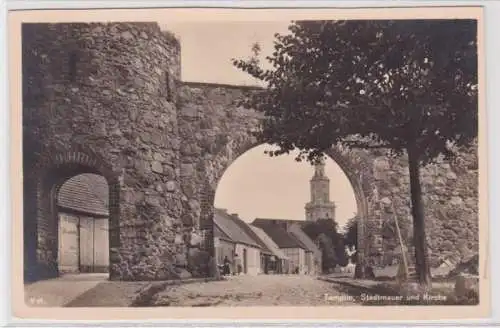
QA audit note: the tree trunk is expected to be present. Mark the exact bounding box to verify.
[407,147,431,287]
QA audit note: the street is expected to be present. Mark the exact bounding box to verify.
[25,273,465,308]
[149,274,359,306]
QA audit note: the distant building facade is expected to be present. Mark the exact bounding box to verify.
[214,223,235,268]
[252,219,323,275]
[252,219,309,274]
[213,209,300,275]
[229,214,276,275]
[288,223,322,275]
[249,225,290,274]
[214,208,261,275]
[305,160,336,222]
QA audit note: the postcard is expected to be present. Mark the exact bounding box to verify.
[9,5,489,321]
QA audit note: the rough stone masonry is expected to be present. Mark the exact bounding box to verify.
[22,22,479,282]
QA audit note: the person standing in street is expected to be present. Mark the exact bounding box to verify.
[223,256,231,276]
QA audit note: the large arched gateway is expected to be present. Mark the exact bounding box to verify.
[22,22,479,282]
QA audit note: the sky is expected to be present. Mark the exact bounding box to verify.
[160,21,290,85]
[159,21,357,230]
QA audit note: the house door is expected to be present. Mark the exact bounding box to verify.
[243,248,248,274]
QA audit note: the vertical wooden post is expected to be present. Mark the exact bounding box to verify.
[392,202,409,279]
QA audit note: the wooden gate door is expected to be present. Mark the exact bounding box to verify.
[93,218,109,273]
[79,217,110,273]
[79,216,94,272]
[58,214,79,273]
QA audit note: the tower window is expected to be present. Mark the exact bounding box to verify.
[68,51,78,82]
[164,71,174,102]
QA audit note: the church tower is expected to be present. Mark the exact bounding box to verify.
[305,159,336,222]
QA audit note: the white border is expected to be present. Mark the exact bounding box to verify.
[1,0,499,326]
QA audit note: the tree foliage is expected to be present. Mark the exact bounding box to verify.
[233,19,478,285]
[343,216,358,250]
[303,218,347,270]
[233,20,477,164]
[302,218,339,239]
[316,233,338,272]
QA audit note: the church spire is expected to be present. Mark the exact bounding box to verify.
[305,159,336,222]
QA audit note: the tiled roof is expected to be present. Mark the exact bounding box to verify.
[249,225,289,260]
[288,223,322,256]
[214,223,232,242]
[229,214,273,255]
[288,231,313,253]
[214,209,261,248]
[252,218,323,255]
[252,220,305,249]
[253,218,307,230]
[57,173,109,217]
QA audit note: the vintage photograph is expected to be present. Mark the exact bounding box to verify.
[11,6,487,320]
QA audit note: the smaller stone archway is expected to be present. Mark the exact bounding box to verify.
[204,140,375,277]
[24,149,121,282]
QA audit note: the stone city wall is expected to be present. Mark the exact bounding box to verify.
[23,22,479,281]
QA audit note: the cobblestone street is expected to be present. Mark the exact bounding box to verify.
[150,275,359,306]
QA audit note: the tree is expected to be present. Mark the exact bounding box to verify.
[316,233,337,272]
[343,216,358,251]
[303,219,347,271]
[233,20,478,286]
[333,235,349,267]
[303,218,339,240]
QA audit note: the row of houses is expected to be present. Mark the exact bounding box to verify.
[214,208,322,276]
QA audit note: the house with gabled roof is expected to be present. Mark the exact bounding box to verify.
[252,218,323,275]
[288,223,322,275]
[214,208,262,275]
[251,219,308,274]
[249,225,290,274]
[213,218,235,271]
[228,213,276,274]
